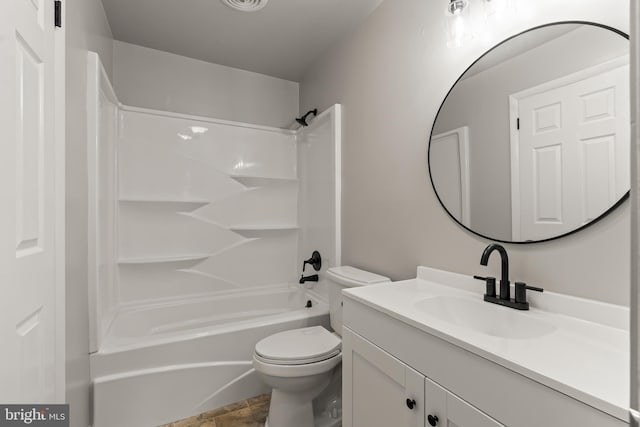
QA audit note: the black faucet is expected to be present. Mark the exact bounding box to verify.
[299,274,319,284]
[476,243,544,310]
[303,251,322,272]
[480,243,510,300]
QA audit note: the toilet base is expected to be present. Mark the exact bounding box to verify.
[266,387,318,427]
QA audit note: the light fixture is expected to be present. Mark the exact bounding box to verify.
[446,0,472,48]
[447,0,468,15]
[446,0,516,47]
[220,0,269,12]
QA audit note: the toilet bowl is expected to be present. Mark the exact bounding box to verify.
[253,266,390,427]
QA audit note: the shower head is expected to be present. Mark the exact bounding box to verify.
[295,109,318,127]
[220,0,269,12]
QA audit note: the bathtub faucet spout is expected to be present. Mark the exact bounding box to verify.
[299,274,319,284]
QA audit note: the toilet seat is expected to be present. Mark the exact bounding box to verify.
[253,326,342,378]
[253,351,342,378]
[255,326,341,365]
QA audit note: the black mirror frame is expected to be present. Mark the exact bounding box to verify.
[428,20,630,245]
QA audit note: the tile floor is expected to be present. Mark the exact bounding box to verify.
[161,394,270,427]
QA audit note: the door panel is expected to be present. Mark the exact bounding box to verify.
[532,143,563,223]
[581,135,616,220]
[514,61,629,240]
[16,34,44,254]
[0,0,58,402]
[343,328,425,427]
[425,378,503,427]
[352,352,406,427]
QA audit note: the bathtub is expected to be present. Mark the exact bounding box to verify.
[91,286,330,427]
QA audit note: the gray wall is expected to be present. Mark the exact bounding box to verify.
[434,25,628,240]
[300,0,631,306]
[65,0,114,425]
[112,41,300,128]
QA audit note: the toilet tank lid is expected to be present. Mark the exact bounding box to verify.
[326,266,390,287]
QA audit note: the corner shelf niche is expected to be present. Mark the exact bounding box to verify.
[229,225,299,232]
[229,225,299,239]
[230,175,298,188]
[119,198,210,206]
[118,254,211,265]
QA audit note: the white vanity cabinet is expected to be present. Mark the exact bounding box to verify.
[341,281,628,427]
[343,327,503,427]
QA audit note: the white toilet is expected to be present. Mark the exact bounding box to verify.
[253,266,390,427]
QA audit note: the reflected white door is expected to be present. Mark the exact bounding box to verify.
[0,0,59,402]
[513,60,629,241]
[431,127,470,227]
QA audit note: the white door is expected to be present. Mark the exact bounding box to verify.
[513,60,629,241]
[425,378,504,427]
[0,0,60,402]
[430,127,471,227]
[343,328,425,427]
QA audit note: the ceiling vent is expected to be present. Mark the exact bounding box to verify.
[220,0,269,12]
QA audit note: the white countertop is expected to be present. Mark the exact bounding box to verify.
[343,267,629,421]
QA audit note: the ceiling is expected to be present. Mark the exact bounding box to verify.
[101,0,385,82]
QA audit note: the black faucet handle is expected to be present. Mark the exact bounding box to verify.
[474,275,496,298]
[514,282,544,304]
[302,251,322,272]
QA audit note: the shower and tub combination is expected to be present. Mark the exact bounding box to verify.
[86,53,342,427]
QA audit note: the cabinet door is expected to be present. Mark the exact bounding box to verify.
[425,378,504,427]
[343,328,425,427]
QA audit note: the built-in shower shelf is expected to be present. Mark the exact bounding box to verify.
[118,254,211,265]
[119,198,210,205]
[229,225,299,232]
[229,175,298,187]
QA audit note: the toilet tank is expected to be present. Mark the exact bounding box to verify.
[326,266,390,336]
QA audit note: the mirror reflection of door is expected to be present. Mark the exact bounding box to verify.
[511,57,629,241]
[431,127,471,228]
[429,23,630,243]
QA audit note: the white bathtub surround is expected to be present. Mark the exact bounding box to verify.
[87,56,343,427]
[87,53,120,353]
[92,289,329,427]
[116,108,300,306]
[297,106,343,298]
[96,288,328,354]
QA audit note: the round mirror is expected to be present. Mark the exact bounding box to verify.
[429,22,630,243]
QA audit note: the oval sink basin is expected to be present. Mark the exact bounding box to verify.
[415,296,557,340]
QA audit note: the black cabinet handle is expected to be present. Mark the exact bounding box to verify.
[428,414,439,426]
[406,398,416,410]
